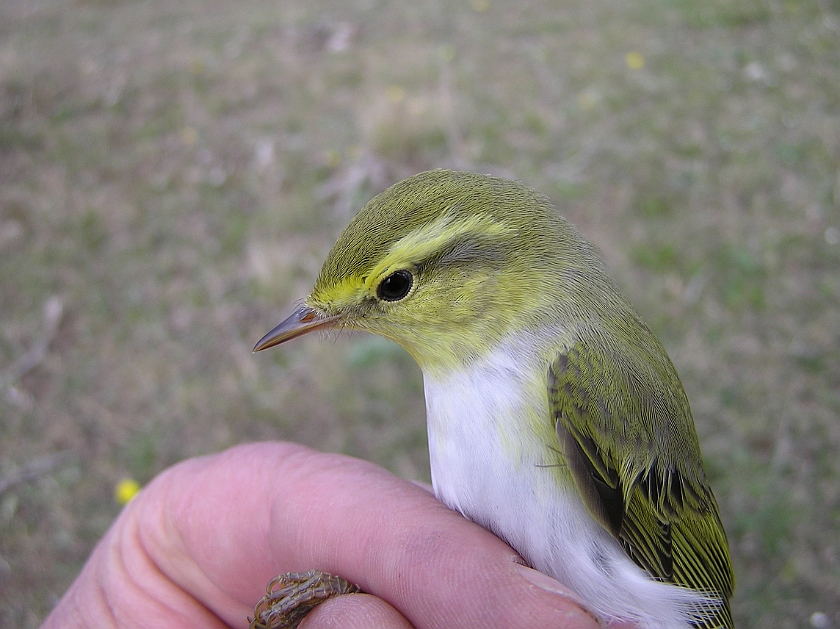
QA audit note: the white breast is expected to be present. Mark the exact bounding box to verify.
[423,339,718,629]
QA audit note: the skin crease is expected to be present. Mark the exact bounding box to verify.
[40,442,602,629]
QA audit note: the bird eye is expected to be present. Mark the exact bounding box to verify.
[377,270,413,302]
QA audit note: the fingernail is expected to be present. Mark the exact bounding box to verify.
[514,564,601,625]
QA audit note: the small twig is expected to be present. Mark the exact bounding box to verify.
[0,451,72,495]
[0,296,63,390]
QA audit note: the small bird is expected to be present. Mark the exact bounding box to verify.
[254,170,734,629]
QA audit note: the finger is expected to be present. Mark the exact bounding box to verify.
[40,509,233,629]
[141,443,599,628]
[300,593,414,629]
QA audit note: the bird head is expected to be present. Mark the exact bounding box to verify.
[254,170,604,373]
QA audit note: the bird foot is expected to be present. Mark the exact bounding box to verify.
[249,570,362,629]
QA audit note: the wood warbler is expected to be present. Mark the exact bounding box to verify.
[254,170,734,629]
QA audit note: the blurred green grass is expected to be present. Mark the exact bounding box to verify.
[1,0,839,626]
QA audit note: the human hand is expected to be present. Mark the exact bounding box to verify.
[41,442,598,629]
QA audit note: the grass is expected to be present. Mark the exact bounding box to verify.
[1,0,839,626]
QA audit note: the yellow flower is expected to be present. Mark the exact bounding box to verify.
[625,51,645,70]
[324,149,341,168]
[180,126,197,146]
[386,85,406,104]
[114,478,141,505]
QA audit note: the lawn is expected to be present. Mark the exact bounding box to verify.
[1,0,839,626]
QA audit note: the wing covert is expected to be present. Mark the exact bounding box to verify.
[547,338,734,627]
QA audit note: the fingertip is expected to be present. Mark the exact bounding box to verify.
[300,593,414,629]
[513,564,601,628]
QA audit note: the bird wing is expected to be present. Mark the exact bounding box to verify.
[547,337,734,627]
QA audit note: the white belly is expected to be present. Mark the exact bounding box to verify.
[423,342,715,629]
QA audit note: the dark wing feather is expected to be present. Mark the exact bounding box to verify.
[548,338,734,629]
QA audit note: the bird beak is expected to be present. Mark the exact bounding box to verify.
[253,305,341,352]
